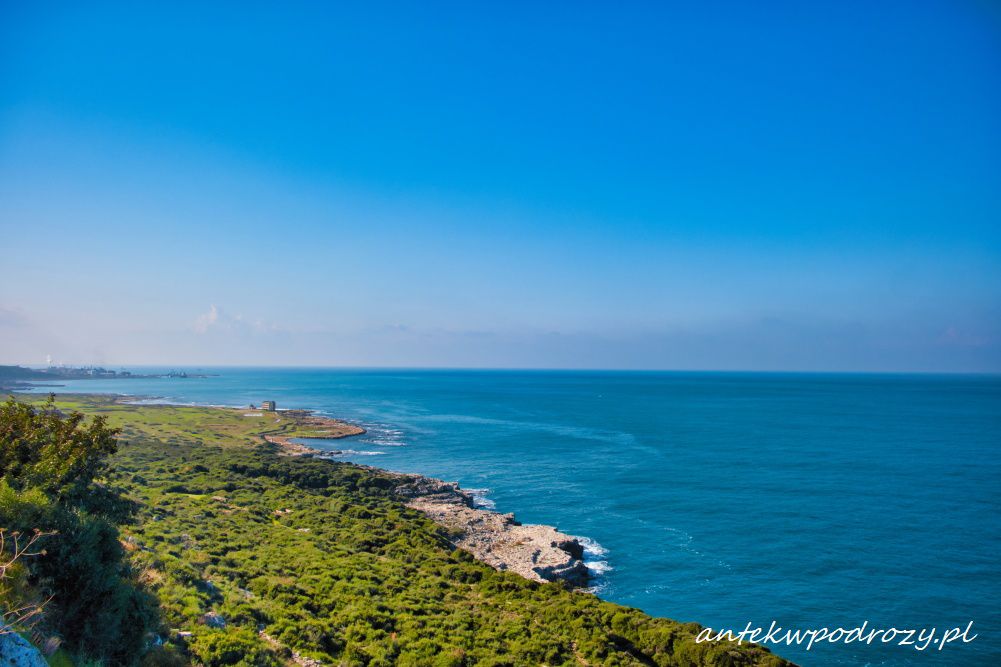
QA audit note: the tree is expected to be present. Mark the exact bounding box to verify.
[0,395,119,508]
[0,396,158,665]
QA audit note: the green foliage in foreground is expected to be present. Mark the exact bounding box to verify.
[9,396,790,666]
[0,396,157,664]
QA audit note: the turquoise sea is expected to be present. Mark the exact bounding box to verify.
[23,369,1001,666]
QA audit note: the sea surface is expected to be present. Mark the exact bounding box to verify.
[22,369,1001,666]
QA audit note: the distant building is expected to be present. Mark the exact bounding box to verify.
[261,400,276,411]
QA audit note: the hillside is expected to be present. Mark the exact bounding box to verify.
[4,395,792,666]
[0,366,50,390]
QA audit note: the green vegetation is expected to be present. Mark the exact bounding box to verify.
[0,396,156,664]
[2,395,790,666]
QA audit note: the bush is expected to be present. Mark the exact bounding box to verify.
[0,397,158,665]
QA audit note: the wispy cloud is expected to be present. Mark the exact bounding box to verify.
[192,304,220,333]
[191,304,281,336]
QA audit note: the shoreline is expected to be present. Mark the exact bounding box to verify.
[394,473,590,586]
[12,390,794,665]
[261,408,367,455]
[258,402,592,587]
[26,389,594,589]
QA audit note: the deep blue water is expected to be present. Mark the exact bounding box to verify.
[23,369,1001,666]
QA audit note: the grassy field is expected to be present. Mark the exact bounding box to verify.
[33,394,288,447]
[16,394,790,667]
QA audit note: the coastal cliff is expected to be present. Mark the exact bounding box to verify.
[397,476,590,586]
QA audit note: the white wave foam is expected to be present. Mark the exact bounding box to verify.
[328,450,385,456]
[577,536,609,558]
[464,488,497,510]
[572,535,612,587]
[368,438,405,446]
[361,422,407,448]
[584,560,613,574]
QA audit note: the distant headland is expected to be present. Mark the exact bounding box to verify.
[0,364,214,390]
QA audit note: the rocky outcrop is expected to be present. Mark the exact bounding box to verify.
[0,633,47,667]
[397,477,589,587]
[264,410,366,456]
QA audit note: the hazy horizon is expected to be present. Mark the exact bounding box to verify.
[3,2,1000,373]
[9,363,1001,377]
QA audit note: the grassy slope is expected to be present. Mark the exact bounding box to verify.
[30,394,791,667]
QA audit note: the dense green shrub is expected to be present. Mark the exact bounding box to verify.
[4,395,790,666]
[0,397,157,665]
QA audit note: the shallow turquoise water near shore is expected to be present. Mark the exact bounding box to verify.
[24,369,1001,666]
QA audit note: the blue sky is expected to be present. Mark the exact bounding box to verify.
[1,1,999,371]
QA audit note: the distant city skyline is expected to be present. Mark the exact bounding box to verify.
[2,2,1000,372]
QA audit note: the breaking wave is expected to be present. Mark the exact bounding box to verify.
[577,536,612,590]
[464,488,497,510]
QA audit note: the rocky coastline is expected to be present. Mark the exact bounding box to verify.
[263,409,366,455]
[395,475,590,587]
[256,404,591,587]
[33,395,591,588]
